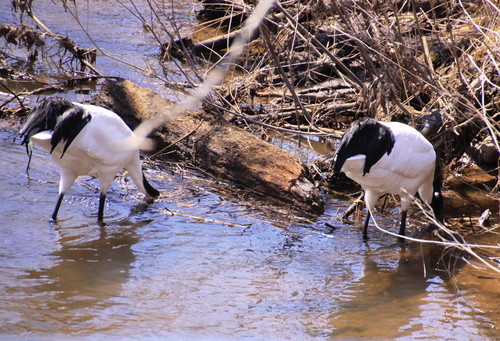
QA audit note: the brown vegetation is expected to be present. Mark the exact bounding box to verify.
[180,0,499,167]
[165,0,499,222]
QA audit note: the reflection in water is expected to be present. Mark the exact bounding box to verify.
[327,242,471,339]
[15,217,149,333]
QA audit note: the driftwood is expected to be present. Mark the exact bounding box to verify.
[196,0,249,26]
[164,27,259,61]
[92,79,324,213]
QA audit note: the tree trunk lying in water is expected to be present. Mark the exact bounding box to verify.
[92,79,324,213]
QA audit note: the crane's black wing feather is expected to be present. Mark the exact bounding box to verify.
[51,106,91,158]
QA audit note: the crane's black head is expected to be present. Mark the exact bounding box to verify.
[20,97,75,146]
[20,97,92,158]
[333,117,395,175]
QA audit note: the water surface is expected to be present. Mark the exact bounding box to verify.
[1,126,499,340]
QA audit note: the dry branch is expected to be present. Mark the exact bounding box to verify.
[29,14,100,75]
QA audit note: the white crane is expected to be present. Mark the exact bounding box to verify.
[20,97,160,222]
[333,117,442,239]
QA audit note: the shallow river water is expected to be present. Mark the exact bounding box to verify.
[1,127,499,340]
[1,1,499,340]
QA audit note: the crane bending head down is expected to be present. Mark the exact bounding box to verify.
[333,117,443,239]
[20,97,160,222]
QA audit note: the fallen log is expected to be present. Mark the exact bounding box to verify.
[164,25,261,61]
[197,0,249,26]
[92,79,325,213]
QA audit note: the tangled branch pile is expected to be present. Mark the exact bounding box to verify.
[172,0,499,181]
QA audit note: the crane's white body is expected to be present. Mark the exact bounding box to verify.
[21,98,159,221]
[340,121,436,214]
[333,118,439,238]
[30,104,147,197]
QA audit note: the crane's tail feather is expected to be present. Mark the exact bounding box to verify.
[142,173,160,197]
[430,161,444,223]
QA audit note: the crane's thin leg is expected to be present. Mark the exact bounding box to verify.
[26,149,33,176]
[52,193,64,221]
[98,193,106,222]
[399,210,407,236]
[379,194,389,213]
[362,210,371,239]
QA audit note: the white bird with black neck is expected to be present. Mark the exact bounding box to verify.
[332,117,443,239]
[20,97,160,222]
